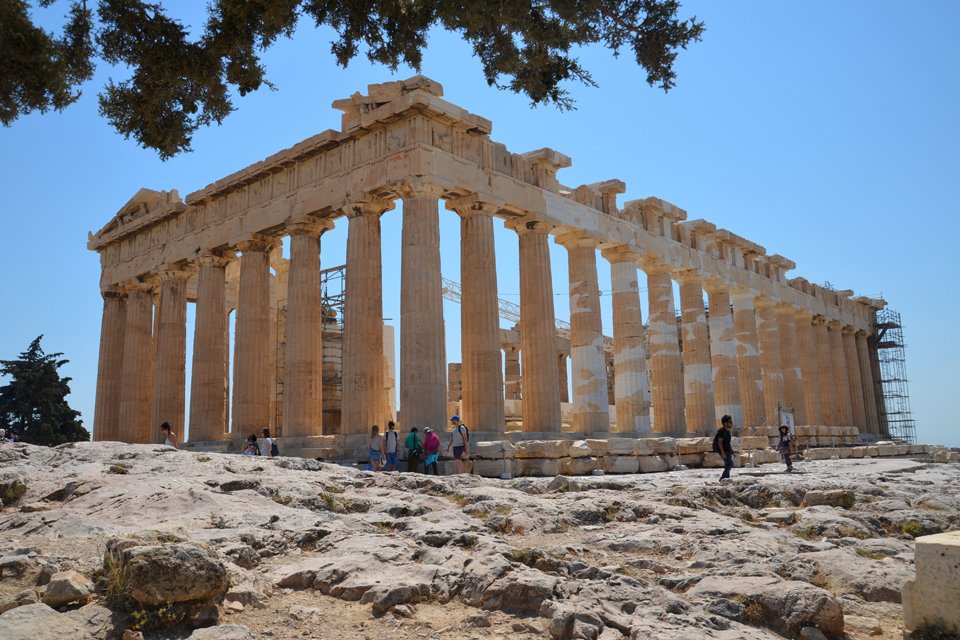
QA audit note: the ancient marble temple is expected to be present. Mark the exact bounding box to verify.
[88,76,886,448]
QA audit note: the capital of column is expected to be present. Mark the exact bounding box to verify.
[395,178,446,200]
[855,328,868,338]
[121,277,158,295]
[753,294,777,310]
[703,277,731,295]
[672,267,705,285]
[195,252,235,269]
[774,301,797,316]
[826,319,843,331]
[638,255,672,275]
[444,194,503,217]
[236,233,278,254]
[841,324,855,335]
[811,314,828,327]
[794,308,815,323]
[101,285,126,300]
[600,245,637,264]
[343,198,395,219]
[554,232,599,250]
[157,264,196,282]
[729,287,758,306]
[504,216,555,236]
[287,218,335,237]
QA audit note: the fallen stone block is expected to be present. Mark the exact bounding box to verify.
[803,489,855,509]
[602,456,639,474]
[42,570,94,608]
[903,530,960,638]
[561,456,598,475]
[517,458,562,477]
[637,455,670,473]
[514,441,570,459]
[471,441,516,460]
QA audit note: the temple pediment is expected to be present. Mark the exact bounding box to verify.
[88,188,183,249]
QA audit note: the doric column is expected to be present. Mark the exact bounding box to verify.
[556,234,609,432]
[676,270,714,434]
[93,288,126,441]
[843,326,867,430]
[284,220,333,437]
[828,320,852,426]
[557,352,569,403]
[796,311,823,424]
[232,234,277,434]
[152,268,192,442]
[775,303,806,423]
[603,250,651,433]
[642,261,685,433]
[814,316,838,425]
[507,218,561,432]
[189,254,231,441]
[448,196,505,432]
[731,290,764,428]
[118,281,155,443]
[399,183,447,431]
[856,330,881,434]
[341,199,393,434]
[756,297,785,426]
[706,283,742,426]
[504,344,522,400]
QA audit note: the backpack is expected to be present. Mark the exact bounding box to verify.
[385,431,399,447]
[457,424,469,441]
[270,441,279,457]
[712,429,722,453]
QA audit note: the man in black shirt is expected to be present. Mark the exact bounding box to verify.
[716,414,735,482]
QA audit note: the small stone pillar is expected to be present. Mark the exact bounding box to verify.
[842,326,867,430]
[557,351,569,403]
[118,281,155,443]
[813,316,838,425]
[796,311,823,425]
[189,254,231,441]
[642,261,685,433]
[676,270,715,435]
[731,290,764,428]
[706,282,743,426]
[775,303,806,424]
[603,248,651,434]
[447,363,463,403]
[152,268,192,442]
[504,344,522,401]
[756,297,785,426]
[341,199,394,435]
[903,531,960,637]
[828,320,852,426]
[93,288,127,442]
[856,330,881,434]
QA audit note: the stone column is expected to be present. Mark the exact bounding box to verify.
[828,320,852,426]
[504,345,521,400]
[232,235,276,434]
[731,290,764,428]
[557,235,609,433]
[856,330,881,434]
[706,283,742,426]
[843,326,867,430]
[796,311,823,425]
[604,250,651,433]
[756,298,785,426]
[775,303,806,424]
[93,288,126,441]
[676,270,714,434]
[189,254,231,441]
[507,218,561,432]
[152,268,191,442]
[341,200,393,434]
[814,316,838,425]
[643,262,685,433]
[399,183,447,431]
[283,220,333,437]
[557,352,569,403]
[448,197,505,432]
[118,281,155,443]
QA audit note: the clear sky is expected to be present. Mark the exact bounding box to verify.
[1,1,957,447]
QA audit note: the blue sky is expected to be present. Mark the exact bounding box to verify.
[1,1,957,446]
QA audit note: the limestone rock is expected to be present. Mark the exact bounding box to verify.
[637,455,670,473]
[105,540,229,606]
[481,568,558,614]
[0,477,27,505]
[0,603,93,640]
[188,625,256,640]
[0,590,39,614]
[41,569,94,607]
[803,489,855,508]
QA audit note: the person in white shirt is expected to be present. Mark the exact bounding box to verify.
[261,427,274,458]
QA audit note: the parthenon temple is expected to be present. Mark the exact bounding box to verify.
[89,76,890,459]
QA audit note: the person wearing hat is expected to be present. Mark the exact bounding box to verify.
[776,425,795,472]
[422,427,441,475]
[447,416,470,474]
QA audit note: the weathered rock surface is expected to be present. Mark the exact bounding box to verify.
[0,441,957,640]
[0,603,93,640]
[41,569,94,607]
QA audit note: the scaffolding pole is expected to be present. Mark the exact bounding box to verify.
[874,308,917,444]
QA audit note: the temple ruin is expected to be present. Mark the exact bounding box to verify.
[88,76,894,463]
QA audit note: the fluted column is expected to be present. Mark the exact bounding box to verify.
[557,234,609,432]
[814,316,838,425]
[676,270,714,434]
[775,303,806,423]
[604,250,651,433]
[504,344,521,401]
[843,326,867,430]
[706,283,742,426]
[507,218,561,432]
[828,320,852,426]
[119,281,155,443]
[732,290,764,428]
[399,183,447,431]
[94,288,127,441]
[643,262,685,433]
[756,298,785,425]
[557,352,569,403]
[189,254,231,441]
[284,220,333,437]
[796,311,823,424]
[232,235,276,434]
[856,330,881,434]
[341,200,393,434]
[448,197,505,432]
[152,268,191,442]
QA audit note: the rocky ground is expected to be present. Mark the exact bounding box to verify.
[1,441,958,640]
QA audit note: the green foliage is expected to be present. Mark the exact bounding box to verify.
[2,1,704,159]
[900,520,926,538]
[0,335,89,446]
[855,547,885,560]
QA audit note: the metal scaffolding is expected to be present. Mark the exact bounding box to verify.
[874,308,917,444]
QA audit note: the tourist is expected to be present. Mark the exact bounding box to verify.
[776,425,795,472]
[160,422,178,448]
[261,427,274,458]
[0,429,9,444]
[404,426,422,473]
[715,414,735,482]
[368,425,385,471]
[242,434,260,456]
[383,421,400,471]
[446,415,470,474]
[423,427,441,475]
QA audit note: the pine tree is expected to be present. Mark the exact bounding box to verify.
[0,336,89,446]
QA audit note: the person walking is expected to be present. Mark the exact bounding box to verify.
[423,427,441,475]
[404,426,422,473]
[160,422,178,448]
[368,425,385,471]
[446,415,470,474]
[713,414,735,482]
[776,424,795,472]
[383,421,400,471]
